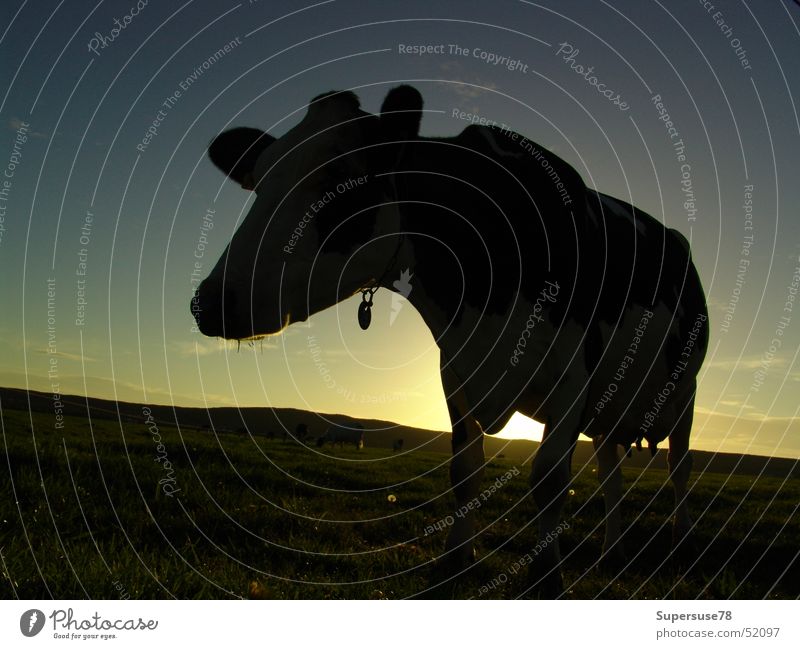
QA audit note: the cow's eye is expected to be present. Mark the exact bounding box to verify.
[320,157,349,180]
[326,152,347,168]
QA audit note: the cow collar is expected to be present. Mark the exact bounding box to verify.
[357,231,405,330]
[356,169,405,330]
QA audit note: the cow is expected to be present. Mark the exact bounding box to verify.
[316,422,365,449]
[193,85,709,596]
[281,422,308,443]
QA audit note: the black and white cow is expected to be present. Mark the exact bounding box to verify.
[193,86,708,596]
[316,422,365,449]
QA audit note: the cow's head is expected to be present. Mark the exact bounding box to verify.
[192,86,422,339]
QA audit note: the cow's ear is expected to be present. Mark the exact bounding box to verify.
[307,90,361,120]
[208,127,275,187]
[380,85,422,139]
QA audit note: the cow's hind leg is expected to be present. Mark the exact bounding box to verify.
[527,413,580,598]
[669,388,695,549]
[593,435,627,571]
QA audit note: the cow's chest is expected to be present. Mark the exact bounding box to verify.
[430,289,591,435]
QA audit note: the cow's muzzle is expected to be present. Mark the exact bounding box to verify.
[191,280,240,338]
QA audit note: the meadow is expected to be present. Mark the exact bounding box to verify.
[1,406,797,599]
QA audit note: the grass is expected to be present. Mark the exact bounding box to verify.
[1,407,797,599]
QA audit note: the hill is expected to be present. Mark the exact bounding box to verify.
[1,386,797,479]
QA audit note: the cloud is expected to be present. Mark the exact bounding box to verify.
[2,370,233,409]
[706,356,788,371]
[439,61,461,74]
[34,349,96,363]
[705,297,730,314]
[695,405,800,424]
[171,341,217,357]
[718,399,756,410]
[437,60,499,100]
[9,117,46,138]
[692,406,800,457]
[448,79,499,100]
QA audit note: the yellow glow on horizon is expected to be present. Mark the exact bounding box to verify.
[494,411,544,441]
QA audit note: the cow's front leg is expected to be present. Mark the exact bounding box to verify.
[427,365,484,595]
[443,401,484,566]
[527,413,579,598]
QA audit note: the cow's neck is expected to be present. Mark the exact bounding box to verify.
[371,158,567,431]
[372,164,524,345]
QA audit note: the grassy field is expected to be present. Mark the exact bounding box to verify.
[1,407,798,599]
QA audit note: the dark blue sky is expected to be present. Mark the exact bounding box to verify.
[1,0,799,456]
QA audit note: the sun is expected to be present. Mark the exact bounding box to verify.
[495,411,544,441]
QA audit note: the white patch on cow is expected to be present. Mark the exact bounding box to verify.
[389,268,413,325]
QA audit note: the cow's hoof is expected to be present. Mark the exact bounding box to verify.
[524,562,564,599]
[422,575,457,599]
[420,550,475,599]
[670,529,699,568]
[598,545,628,575]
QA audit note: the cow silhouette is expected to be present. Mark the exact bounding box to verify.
[194,85,708,596]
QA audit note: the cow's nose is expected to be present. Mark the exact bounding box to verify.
[191,281,237,337]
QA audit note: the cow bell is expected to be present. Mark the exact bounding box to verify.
[358,290,374,330]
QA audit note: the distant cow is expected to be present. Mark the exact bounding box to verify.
[283,423,308,443]
[392,439,404,452]
[316,423,365,449]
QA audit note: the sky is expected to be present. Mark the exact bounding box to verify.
[1,0,799,458]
